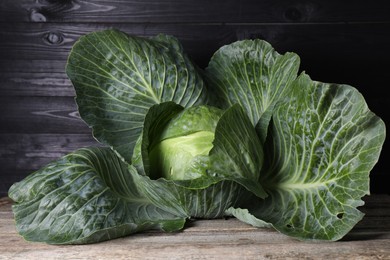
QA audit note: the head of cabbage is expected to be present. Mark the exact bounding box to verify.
[8,29,385,245]
[130,102,266,218]
[147,106,222,180]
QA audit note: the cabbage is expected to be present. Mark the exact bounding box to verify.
[8,29,385,244]
[141,105,223,180]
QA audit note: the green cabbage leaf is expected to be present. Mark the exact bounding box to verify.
[66,29,208,162]
[205,39,300,143]
[226,73,386,240]
[8,147,185,244]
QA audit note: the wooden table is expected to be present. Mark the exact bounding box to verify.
[1,195,389,259]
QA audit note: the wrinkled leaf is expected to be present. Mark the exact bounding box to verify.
[209,104,266,199]
[8,147,185,244]
[66,29,208,162]
[234,73,386,241]
[205,39,300,142]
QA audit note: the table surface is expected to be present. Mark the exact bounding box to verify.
[1,195,389,260]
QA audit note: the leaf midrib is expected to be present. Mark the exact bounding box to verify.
[270,178,338,191]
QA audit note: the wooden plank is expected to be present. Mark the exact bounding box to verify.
[0,60,74,97]
[1,0,389,23]
[0,96,91,134]
[0,195,389,259]
[1,23,390,92]
[0,133,99,170]
[0,23,228,66]
[1,23,390,63]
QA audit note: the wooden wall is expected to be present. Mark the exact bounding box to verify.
[1,0,389,196]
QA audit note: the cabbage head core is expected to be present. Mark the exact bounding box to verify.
[149,106,223,180]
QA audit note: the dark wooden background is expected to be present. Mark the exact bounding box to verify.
[0,1,389,196]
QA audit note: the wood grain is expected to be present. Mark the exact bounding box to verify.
[0,60,74,97]
[1,0,389,23]
[0,134,99,170]
[0,195,389,259]
[0,97,90,134]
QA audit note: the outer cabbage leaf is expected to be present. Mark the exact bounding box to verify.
[66,29,208,162]
[209,103,266,198]
[205,39,300,142]
[225,206,272,228]
[8,147,185,244]
[132,102,266,218]
[230,73,386,241]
